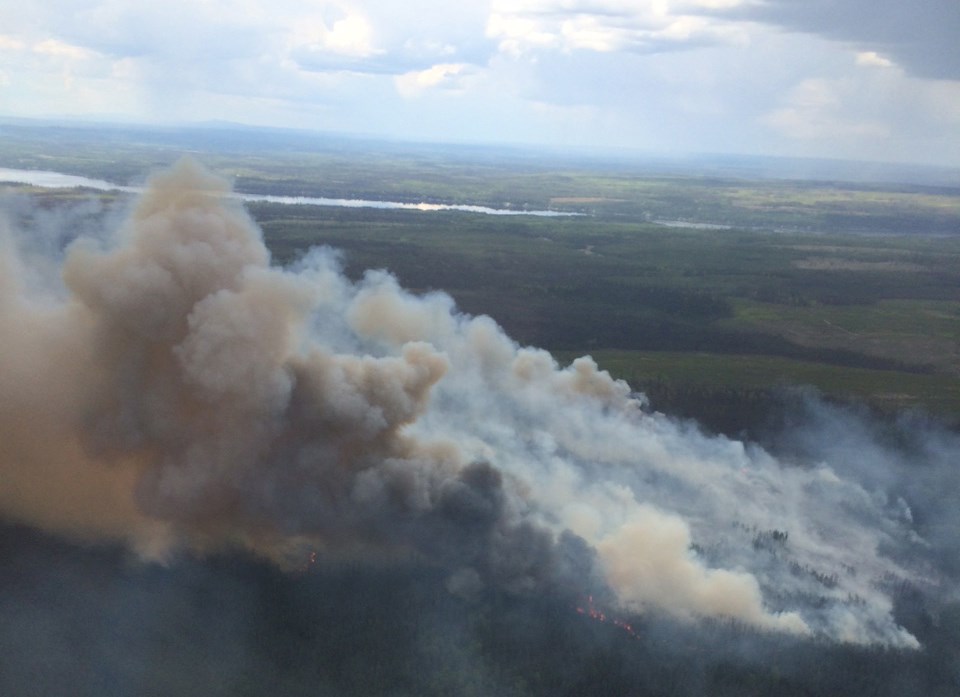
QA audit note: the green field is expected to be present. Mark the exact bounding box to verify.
[247,200,960,423]
[3,121,960,430]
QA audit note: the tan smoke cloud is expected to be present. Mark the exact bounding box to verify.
[597,507,808,634]
[1,159,451,556]
[0,159,928,645]
[0,217,152,543]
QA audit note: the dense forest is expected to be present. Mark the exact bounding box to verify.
[3,518,958,697]
[2,126,960,696]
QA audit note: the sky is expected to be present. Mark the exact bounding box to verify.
[1,0,959,166]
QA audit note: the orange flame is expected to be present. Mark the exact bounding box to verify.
[575,596,639,639]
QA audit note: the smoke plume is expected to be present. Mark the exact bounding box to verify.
[0,159,946,647]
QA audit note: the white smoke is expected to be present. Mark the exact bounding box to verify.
[0,159,939,647]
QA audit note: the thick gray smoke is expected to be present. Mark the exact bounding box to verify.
[0,159,942,647]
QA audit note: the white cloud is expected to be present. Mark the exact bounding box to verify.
[856,51,893,69]
[109,57,140,80]
[757,54,960,166]
[394,62,469,98]
[32,39,99,61]
[738,0,960,81]
[0,1,956,166]
[290,13,380,59]
[0,35,27,52]
[487,13,559,56]
[763,78,890,140]
[559,16,628,52]
[487,0,752,56]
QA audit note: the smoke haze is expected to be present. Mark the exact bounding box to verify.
[1,159,955,655]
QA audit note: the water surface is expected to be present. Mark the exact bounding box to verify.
[0,167,577,217]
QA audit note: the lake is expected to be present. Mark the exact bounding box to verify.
[0,167,578,217]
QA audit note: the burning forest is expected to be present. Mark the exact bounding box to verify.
[2,159,960,696]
